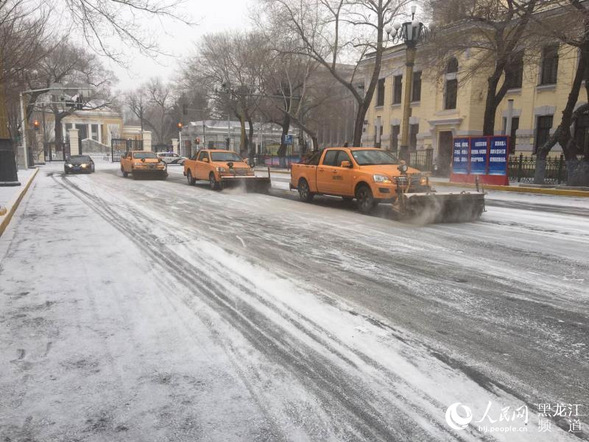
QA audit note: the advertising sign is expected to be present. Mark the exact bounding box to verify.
[469,138,488,175]
[452,138,470,175]
[450,136,510,186]
[488,136,509,176]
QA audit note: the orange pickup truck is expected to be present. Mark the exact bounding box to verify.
[183,149,271,191]
[290,147,485,222]
[120,150,168,180]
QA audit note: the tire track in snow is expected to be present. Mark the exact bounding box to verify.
[55,175,478,440]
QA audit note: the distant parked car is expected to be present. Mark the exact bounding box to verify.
[64,155,95,174]
[157,152,186,165]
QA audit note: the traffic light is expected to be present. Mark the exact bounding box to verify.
[33,120,40,131]
[177,122,183,130]
[195,137,201,144]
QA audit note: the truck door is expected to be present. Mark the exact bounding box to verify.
[316,150,339,194]
[330,150,354,196]
[196,150,210,179]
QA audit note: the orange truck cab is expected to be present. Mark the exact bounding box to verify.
[183,149,270,191]
[291,147,430,213]
[290,147,485,221]
[120,150,168,180]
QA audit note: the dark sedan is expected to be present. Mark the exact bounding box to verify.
[64,155,95,174]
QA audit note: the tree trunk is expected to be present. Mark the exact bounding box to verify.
[352,106,366,147]
[483,72,505,136]
[277,113,290,168]
[247,118,254,165]
[535,45,588,184]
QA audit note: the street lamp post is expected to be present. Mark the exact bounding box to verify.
[386,5,425,163]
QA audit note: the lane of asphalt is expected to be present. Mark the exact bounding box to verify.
[110,166,589,431]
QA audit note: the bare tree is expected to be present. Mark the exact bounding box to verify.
[424,0,539,136]
[22,41,116,152]
[259,0,409,147]
[185,31,273,160]
[527,1,589,185]
[125,78,178,145]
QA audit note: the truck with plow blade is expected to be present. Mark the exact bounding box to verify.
[290,147,485,223]
[184,149,271,192]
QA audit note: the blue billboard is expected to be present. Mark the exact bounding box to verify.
[469,138,488,175]
[488,136,509,175]
[452,138,470,174]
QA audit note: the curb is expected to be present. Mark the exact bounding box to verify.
[434,180,589,197]
[260,168,589,197]
[0,168,39,238]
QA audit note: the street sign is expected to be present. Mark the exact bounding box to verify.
[284,134,293,145]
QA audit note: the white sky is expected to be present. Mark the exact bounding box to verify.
[106,0,255,92]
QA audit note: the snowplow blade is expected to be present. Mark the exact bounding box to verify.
[220,176,271,193]
[402,192,485,223]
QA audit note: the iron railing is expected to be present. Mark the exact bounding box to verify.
[408,148,434,172]
[508,154,567,184]
[254,154,301,168]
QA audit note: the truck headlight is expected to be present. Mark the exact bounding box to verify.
[216,167,226,172]
[419,176,428,186]
[373,174,392,184]
[133,162,143,166]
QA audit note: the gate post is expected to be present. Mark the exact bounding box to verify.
[517,153,523,182]
[426,147,433,172]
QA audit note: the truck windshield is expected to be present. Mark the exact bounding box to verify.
[211,152,244,162]
[351,150,398,165]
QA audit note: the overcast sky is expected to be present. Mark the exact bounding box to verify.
[107,0,255,92]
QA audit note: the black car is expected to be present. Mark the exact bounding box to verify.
[64,155,95,174]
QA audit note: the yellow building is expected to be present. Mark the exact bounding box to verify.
[359,26,585,175]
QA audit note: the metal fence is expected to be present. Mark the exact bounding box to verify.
[43,142,70,161]
[408,148,434,173]
[111,139,143,163]
[508,154,567,184]
[254,154,301,168]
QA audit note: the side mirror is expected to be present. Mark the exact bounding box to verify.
[340,160,352,168]
[397,161,408,174]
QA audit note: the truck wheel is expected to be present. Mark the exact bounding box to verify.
[187,170,196,185]
[121,167,128,178]
[298,178,314,202]
[356,184,375,214]
[209,172,221,190]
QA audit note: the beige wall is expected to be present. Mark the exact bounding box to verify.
[361,38,583,162]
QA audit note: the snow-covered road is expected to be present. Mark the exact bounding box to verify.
[1,161,587,441]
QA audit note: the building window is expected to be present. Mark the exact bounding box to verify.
[540,44,559,85]
[534,115,553,153]
[376,78,385,107]
[412,71,422,102]
[409,124,419,150]
[445,79,457,109]
[393,75,402,104]
[391,125,400,152]
[445,58,458,110]
[505,51,524,89]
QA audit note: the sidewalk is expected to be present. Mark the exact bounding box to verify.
[0,168,39,237]
[260,167,589,197]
